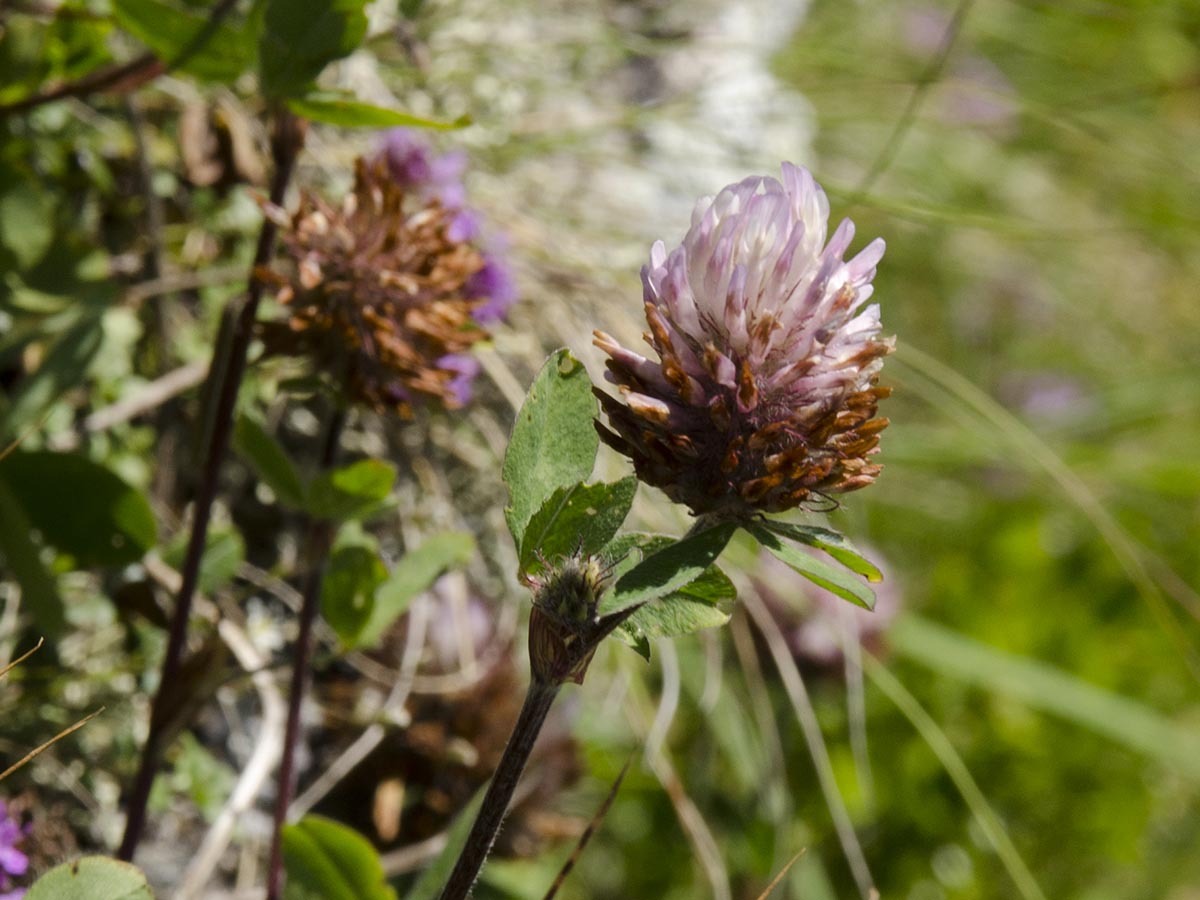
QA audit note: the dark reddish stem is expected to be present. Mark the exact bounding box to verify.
[117,110,305,862]
[265,407,345,900]
[437,678,561,900]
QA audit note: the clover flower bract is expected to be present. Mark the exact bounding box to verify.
[595,163,893,518]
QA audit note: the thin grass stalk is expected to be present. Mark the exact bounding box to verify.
[118,109,305,861]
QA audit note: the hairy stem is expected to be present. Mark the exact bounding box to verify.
[437,678,561,900]
[118,109,305,862]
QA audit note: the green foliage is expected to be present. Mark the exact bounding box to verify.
[162,527,245,595]
[502,348,599,550]
[258,0,369,99]
[344,531,476,649]
[761,520,883,583]
[518,476,637,576]
[286,93,467,129]
[307,459,397,521]
[0,478,63,634]
[618,562,736,659]
[234,412,308,509]
[0,451,157,567]
[282,815,397,900]
[25,857,154,900]
[321,543,388,646]
[111,0,257,81]
[601,521,737,616]
[746,522,875,610]
[0,314,104,444]
[0,181,55,268]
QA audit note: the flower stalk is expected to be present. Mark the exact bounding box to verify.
[264,408,346,900]
[118,108,306,862]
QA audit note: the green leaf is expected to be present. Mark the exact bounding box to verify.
[760,520,883,582]
[307,460,396,521]
[0,451,157,567]
[353,531,476,650]
[746,523,875,610]
[1,313,104,444]
[282,815,397,900]
[286,93,467,129]
[404,785,486,900]
[600,521,737,616]
[112,0,257,82]
[163,527,245,596]
[0,181,55,269]
[617,564,736,659]
[502,349,599,550]
[518,477,637,576]
[25,856,154,900]
[234,413,307,509]
[259,0,369,99]
[0,479,64,636]
[321,545,387,646]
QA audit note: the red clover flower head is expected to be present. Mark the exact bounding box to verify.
[595,163,893,518]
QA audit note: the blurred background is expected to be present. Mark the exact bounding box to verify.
[2,0,1199,898]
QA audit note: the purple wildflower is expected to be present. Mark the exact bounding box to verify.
[595,163,893,518]
[0,801,28,899]
[436,354,484,408]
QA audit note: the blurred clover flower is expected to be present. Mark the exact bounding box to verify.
[260,136,516,416]
[595,163,893,518]
[380,129,517,324]
[0,800,27,900]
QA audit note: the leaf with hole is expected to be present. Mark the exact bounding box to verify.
[502,349,598,550]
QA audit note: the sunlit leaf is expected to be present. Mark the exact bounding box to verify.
[502,349,598,549]
[746,523,874,610]
[601,522,737,616]
[760,520,883,582]
[519,477,637,576]
[25,856,153,900]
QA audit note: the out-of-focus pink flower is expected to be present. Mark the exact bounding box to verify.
[0,801,28,900]
[595,163,893,518]
[379,129,518,327]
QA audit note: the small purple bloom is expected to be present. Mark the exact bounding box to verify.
[437,354,483,407]
[0,801,28,899]
[466,254,518,323]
